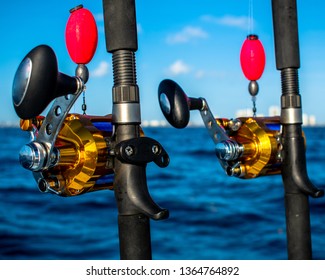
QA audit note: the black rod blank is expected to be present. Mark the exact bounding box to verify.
[281,125,313,259]
[118,214,152,260]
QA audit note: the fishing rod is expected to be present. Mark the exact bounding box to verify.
[12,2,169,260]
[102,0,169,259]
[158,0,324,259]
[272,0,324,259]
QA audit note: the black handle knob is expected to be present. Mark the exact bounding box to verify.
[12,45,81,119]
[158,79,203,128]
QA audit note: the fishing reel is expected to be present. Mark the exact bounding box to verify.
[158,79,283,179]
[12,45,116,196]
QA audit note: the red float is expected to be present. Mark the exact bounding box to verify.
[240,34,265,81]
[65,5,98,64]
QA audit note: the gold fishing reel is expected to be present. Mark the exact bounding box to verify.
[214,116,281,178]
[12,45,116,196]
[19,114,115,196]
[158,79,283,179]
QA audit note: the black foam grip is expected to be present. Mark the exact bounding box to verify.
[272,0,300,69]
[103,0,138,52]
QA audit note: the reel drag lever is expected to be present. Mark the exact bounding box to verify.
[13,45,85,173]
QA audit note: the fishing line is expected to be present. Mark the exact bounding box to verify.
[248,0,254,35]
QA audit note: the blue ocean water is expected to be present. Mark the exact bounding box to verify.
[0,126,325,260]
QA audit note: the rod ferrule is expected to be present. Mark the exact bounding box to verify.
[112,103,141,124]
[281,108,302,124]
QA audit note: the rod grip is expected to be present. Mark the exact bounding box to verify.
[103,0,138,52]
[272,0,300,69]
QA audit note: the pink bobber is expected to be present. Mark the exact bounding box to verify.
[240,34,265,82]
[65,5,98,65]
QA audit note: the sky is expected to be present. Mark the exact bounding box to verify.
[1,0,325,125]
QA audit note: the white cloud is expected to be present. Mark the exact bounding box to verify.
[202,15,251,30]
[167,60,191,76]
[92,61,109,77]
[166,61,226,79]
[167,26,208,44]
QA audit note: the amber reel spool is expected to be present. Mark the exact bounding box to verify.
[216,116,282,179]
[21,114,115,196]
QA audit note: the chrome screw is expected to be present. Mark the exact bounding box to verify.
[152,144,160,155]
[125,146,134,156]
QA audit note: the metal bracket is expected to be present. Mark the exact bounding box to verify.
[115,137,170,168]
[32,77,85,193]
[199,98,244,176]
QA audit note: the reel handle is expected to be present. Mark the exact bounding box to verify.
[158,79,203,128]
[12,45,83,119]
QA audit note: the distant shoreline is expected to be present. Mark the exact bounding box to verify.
[1,121,324,129]
[0,122,19,128]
